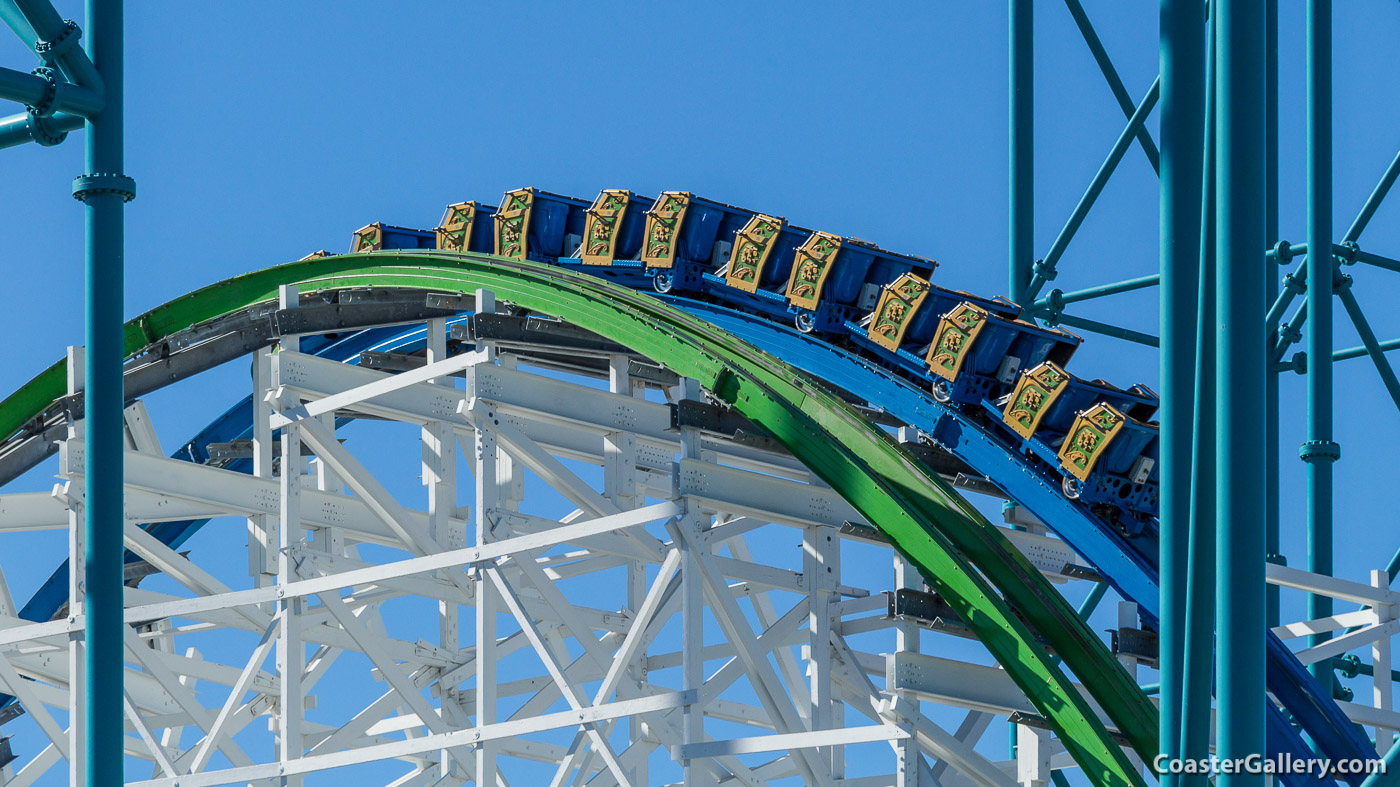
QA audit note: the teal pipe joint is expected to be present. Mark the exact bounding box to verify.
[1334,654,1361,679]
[1337,240,1359,265]
[1279,320,1303,347]
[1022,258,1058,310]
[33,18,81,64]
[0,62,103,118]
[71,173,136,203]
[1270,239,1299,265]
[1280,270,1306,295]
[0,108,82,149]
[26,107,67,146]
[1039,288,1066,322]
[1299,439,1340,463]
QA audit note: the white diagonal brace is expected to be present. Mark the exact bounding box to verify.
[671,520,832,785]
[121,626,255,768]
[306,667,436,758]
[1294,619,1400,666]
[189,617,279,773]
[269,349,488,429]
[124,689,178,778]
[123,521,271,631]
[833,634,1011,787]
[484,567,634,787]
[0,651,70,761]
[296,416,440,558]
[313,592,465,765]
[470,405,664,562]
[548,549,682,786]
[697,598,810,707]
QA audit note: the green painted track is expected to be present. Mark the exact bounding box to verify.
[0,252,1157,786]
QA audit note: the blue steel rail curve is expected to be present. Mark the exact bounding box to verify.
[0,186,1379,783]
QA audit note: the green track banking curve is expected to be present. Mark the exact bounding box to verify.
[0,252,1157,786]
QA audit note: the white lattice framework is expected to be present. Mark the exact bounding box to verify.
[0,290,1394,786]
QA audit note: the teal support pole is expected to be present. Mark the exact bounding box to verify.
[0,2,38,42]
[1303,0,1338,695]
[1181,45,1216,781]
[1009,0,1033,306]
[1264,0,1281,631]
[1077,581,1108,620]
[74,0,131,783]
[1216,1,1267,783]
[1358,738,1400,787]
[1035,274,1159,313]
[1159,0,1205,782]
[1041,312,1159,347]
[1335,336,1400,363]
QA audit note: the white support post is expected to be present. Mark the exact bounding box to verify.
[473,372,499,786]
[424,316,462,651]
[311,412,345,557]
[1375,569,1395,751]
[276,284,305,786]
[251,346,277,585]
[805,521,836,773]
[675,379,710,787]
[1015,724,1051,787]
[423,315,461,783]
[476,289,497,364]
[64,345,85,786]
[608,354,648,785]
[676,510,710,787]
[278,418,305,785]
[1117,601,1139,680]
[893,555,922,787]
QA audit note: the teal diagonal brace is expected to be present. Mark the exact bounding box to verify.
[1063,0,1160,174]
[1344,148,1400,243]
[1337,286,1400,414]
[1025,77,1161,305]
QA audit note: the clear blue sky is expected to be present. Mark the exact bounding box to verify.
[2,1,1399,783]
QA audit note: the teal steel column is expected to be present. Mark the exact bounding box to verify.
[1182,23,1216,777]
[1009,0,1033,305]
[1303,0,1339,694]
[72,0,130,784]
[1182,193,1216,787]
[1216,0,1267,782]
[1264,0,1281,631]
[1158,0,1205,782]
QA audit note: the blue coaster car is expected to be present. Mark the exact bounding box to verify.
[846,275,1016,369]
[576,190,656,266]
[493,187,590,263]
[563,189,657,289]
[641,192,758,295]
[1054,400,1160,520]
[786,235,940,334]
[924,301,1080,405]
[349,222,436,253]
[697,214,812,320]
[435,201,499,253]
[998,362,1160,516]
